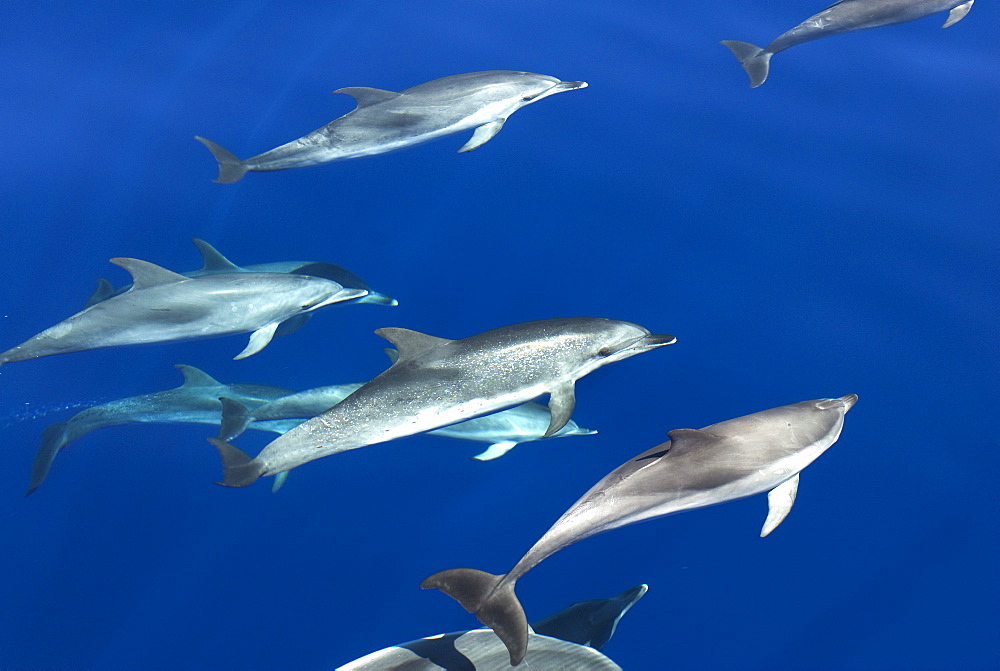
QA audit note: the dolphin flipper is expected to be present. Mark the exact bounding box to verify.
[761,472,800,537]
[472,441,518,461]
[194,136,248,184]
[421,568,528,666]
[458,120,505,153]
[25,422,69,496]
[544,382,576,438]
[234,322,281,360]
[208,437,263,487]
[943,0,973,27]
[271,471,289,493]
[720,40,772,88]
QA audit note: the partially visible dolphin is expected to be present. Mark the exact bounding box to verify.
[195,71,588,183]
[25,364,293,495]
[84,238,397,309]
[722,0,974,87]
[209,318,675,487]
[336,585,646,670]
[423,395,857,665]
[0,258,366,365]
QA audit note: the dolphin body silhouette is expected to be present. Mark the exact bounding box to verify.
[25,365,293,495]
[722,0,974,87]
[209,318,675,487]
[423,395,858,665]
[84,239,396,309]
[337,585,646,670]
[196,70,587,183]
[0,258,366,365]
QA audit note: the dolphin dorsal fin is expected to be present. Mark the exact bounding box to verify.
[192,238,241,272]
[109,258,188,289]
[375,327,451,360]
[174,364,222,387]
[83,277,115,307]
[665,428,721,455]
[333,86,401,108]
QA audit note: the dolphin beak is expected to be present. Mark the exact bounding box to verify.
[557,80,588,91]
[840,394,859,411]
[313,287,369,310]
[638,333,677,349]
[617,584,649,608]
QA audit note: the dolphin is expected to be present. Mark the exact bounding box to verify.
[0,258,366,366]
[195,70,588,183]
[721,0,974,87]
[25,365,293,495]
[423,394,858,665]
[84,238,397,309]
[336,585,646,670]
[208,317,675,487]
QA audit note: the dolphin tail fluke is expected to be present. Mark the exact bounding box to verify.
[25,422,69,496]
[207,437,262,487]
[421,568,528,666]
[194,136,247,184]
[720,40,771,88]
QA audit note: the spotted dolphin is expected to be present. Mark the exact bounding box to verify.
[0,258,366,365]
[423,395,858,665]
[84,238,396,309]
[209,318,675,487]
[337,585,646,670]
[25,365,293,495]
[722,0,974,87]
[196,70,587,183]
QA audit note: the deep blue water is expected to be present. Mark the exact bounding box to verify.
[1,2,997,669]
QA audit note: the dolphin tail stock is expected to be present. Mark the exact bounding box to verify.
[207,437,263,487]
[25,422,70,496]
[194,136,248,184]
[421,568,528,666]
[720,40,772,88]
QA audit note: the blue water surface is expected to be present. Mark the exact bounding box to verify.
[1,2,997,669]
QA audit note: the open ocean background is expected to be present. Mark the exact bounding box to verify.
[1,2,997,669]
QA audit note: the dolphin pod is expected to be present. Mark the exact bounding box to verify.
[722,0,974,87]
[423,395,857,665]
[337,585,646,670]
[196,70,587,183]
[208,317,675,487]
[0,258,366,365]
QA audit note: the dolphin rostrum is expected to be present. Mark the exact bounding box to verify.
[25,364,293,495]
[337,585,646,670]
[721,0,974,87]
[196,70,588,183]
[209,317,675,487]
[0,258,366,365]
[84,239,397,309]
[423,394,858,665]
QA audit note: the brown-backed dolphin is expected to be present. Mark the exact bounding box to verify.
[722,0,974,87]
[196,71,587,183]
[423,395,858,665]
[209,318,674,487]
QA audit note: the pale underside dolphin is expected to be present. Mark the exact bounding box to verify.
[25,364,293,496]
[209,317,675,487]
[84,238,396,309]
[195,70,587,183]
[721,0,974,87]
[423,394,858,665]
[0,258,366,366]
[337,585,646,671]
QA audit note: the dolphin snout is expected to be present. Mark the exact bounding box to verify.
[557,80,588,90]
[840,394,859,411]
[641,333,678,348]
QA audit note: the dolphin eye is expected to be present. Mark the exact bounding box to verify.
[521,94,534,101]
[598,346,613,357]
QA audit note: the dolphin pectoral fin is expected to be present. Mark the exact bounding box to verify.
[274,313,310,337]
[761,473,800,537]
[422,568,528,666]
[333,86,401,108]
[544,382,576,438]
[25,422,69,496]
[194,136,247,184]
[217,397,253,442]
[458,120,506,153]
[207,437,262,487]
[720,40,771,88]
[271,471,289,493]
[234,323,281,360]
[84,277,114,307]
[472,441,519,461]
[943,1,973,27]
